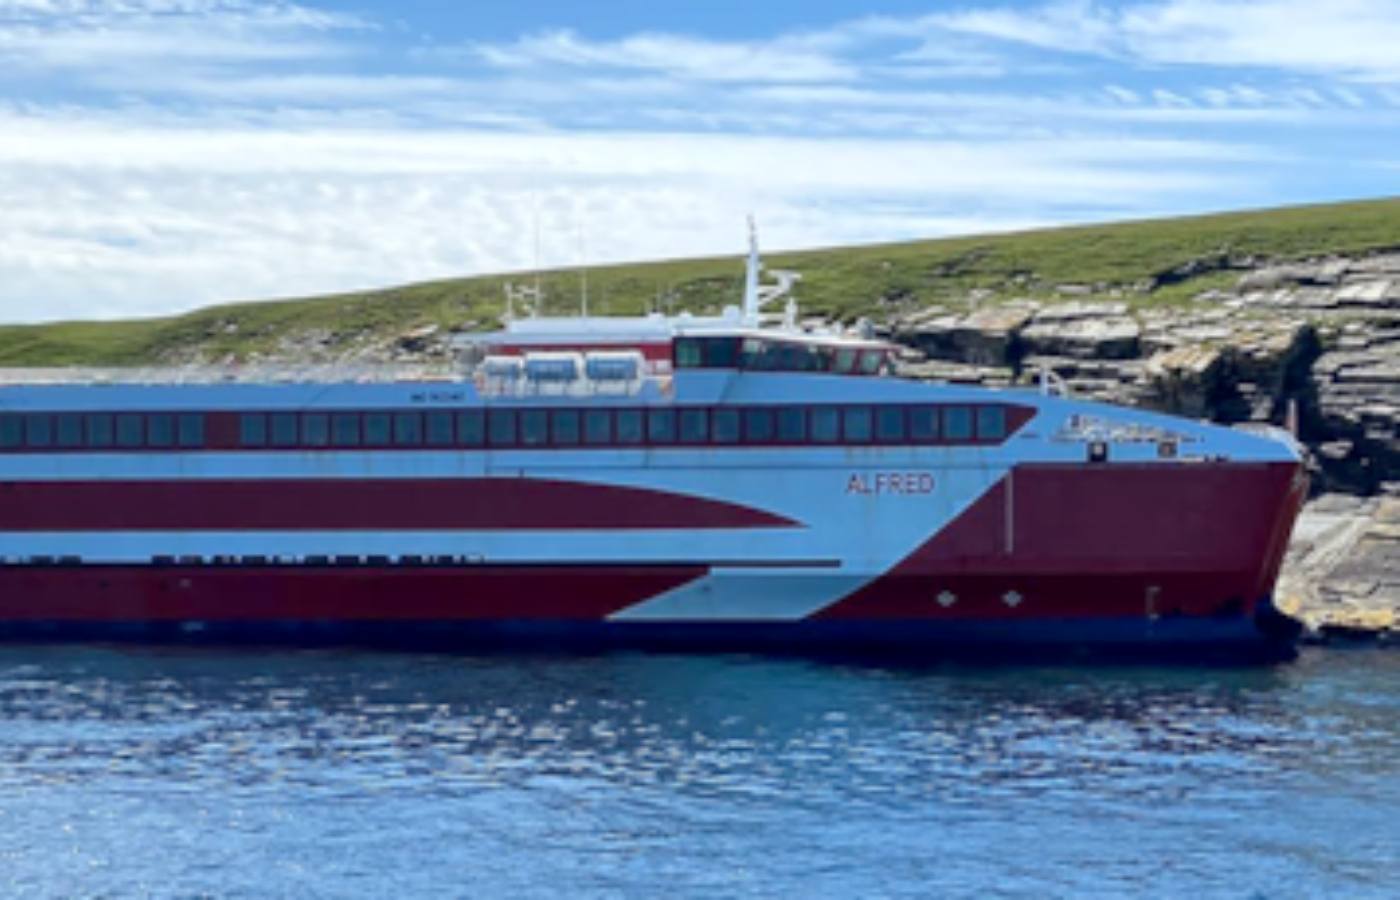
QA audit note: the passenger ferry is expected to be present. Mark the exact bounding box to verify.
[0,231,1307,659]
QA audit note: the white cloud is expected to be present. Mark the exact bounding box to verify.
[0,0,363,83]
[0,111,1259,323]
[470,29,856,84]
[932,0,1400,83]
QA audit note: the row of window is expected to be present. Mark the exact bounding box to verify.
[0,412,204,450]
[0,404,1017,451]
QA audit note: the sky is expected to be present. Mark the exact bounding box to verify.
[1,0,1399,324]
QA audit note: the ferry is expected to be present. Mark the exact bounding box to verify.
[0,230,1307,660]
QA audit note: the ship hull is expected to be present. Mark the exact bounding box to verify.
[0,561,1302,663]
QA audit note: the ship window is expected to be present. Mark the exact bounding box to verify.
[744,408,775,443]
[56,414,83,448]
[777,407,806,442]
[647,409,676,444]
[303,413,330,447]
[177,414,204,448]
[425,411,454,446]
[702,337,740,368]
[833,349,858,374]
[811,407,840,443]
[394,412,423,446]
[488,409,517,446]
[552,409,580,445]
[675,338,702,369]
[860,351,884,375]
[364,412,391,445]
[944,406,973,441]
[270,413,298,447]
[584,410,611,445]
[118,413,146,448]
[679,408,708,443]
[332,412,360,446]
[0,415,22,449]
[25,415,52,448]
[458,411,485,446]
[712,408,740,444]
[86,414,113,448]
[147,413,175,448]
[876,406,905,442]
[910,407,939,442]
[239,413,267,447]
[520,409,548,446]
[616,410,644,445]
[844,407,873,443]
[978,406,1007,441]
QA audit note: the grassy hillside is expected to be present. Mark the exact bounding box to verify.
[1,196,1397,366]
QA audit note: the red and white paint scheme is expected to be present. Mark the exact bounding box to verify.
[0,232,1307,659]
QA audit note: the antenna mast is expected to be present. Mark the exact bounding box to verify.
[743,214,761,325]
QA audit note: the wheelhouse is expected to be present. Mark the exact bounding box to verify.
[673,333,893,376]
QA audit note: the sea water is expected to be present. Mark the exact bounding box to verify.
[1,647,1396,898]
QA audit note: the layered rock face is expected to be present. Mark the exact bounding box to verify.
[891,252,1400,494]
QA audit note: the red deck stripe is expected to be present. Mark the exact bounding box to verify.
[0,478,798,531]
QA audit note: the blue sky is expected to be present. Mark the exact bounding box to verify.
[2,0,1398,323]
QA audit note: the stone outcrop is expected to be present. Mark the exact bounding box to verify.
[889,250,1399,493]
[1019,303,1141,359]
[1278,493,1400,640]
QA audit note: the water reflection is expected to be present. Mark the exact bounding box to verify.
[0,647,1396,897]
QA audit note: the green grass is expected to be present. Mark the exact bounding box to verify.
[2,196,1397,366]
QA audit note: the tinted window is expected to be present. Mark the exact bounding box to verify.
[25,415,52,448]
[811,407,840,443]
[584,410,611,445]
[364,412,391,445]
[488,410,517,446]
[944,406,973,441]
[177,414,204,448]
[394,412,423,446]
[744,408,775,442]
[86,414,113,448]
[647,409,676,444]
[844,407,873,443]
[776,407,806,442]
[978,406,1007,441]
[616,410,644,445]
[860,351,884,375]
[520,410,548,446]
[675,339,702,369]
[712,409,740,444]
[118,413,145,448]
[702,338,739,368]
[0,415,19,449]
[679,408,707,443]
[56,414,83,448]
[876,406,905,442]
[303,413,330,447]
[910,407,939,442]
[552,410,580,445]
[834,349,858,374]
[425,411,454,446]
[240,413,266,447]
[269,413,298,447]
[147,414,175,448]
[458,411,485,446]
[332,413,360,446]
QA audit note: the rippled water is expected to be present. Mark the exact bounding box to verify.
[1,647,1396,898]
